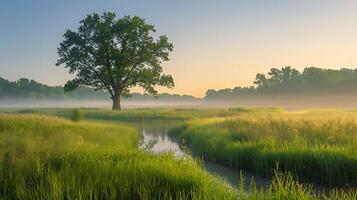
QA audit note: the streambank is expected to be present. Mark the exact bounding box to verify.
[139,127,270,192]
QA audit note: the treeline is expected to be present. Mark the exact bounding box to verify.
[0,77,109,100]
[205,67,357,100]
[0,77,198,101]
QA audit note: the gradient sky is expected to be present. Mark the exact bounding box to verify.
[0,0,356,97]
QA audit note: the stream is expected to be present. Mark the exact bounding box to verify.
[139,127,270,192]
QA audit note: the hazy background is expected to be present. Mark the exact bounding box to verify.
[1,0,356,97]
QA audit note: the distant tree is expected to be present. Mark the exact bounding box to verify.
[254,66,300,90]
[253,73,268,88]
[205,89,218,99]
[56,12,174,110]
[17,78,30,89]
[268,68,283,85]
[0,77,7,97]
[281,66,300,84]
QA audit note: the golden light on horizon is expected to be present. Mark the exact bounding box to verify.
[1,1,356,97]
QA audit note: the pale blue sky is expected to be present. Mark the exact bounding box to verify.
[0,0,356,96]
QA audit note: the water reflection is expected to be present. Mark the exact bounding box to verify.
[139,128,185,157]
[140,128,271,191]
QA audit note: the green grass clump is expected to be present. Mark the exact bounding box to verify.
[0,114,236,200]
[70,108,83,122]
[242,171,357,200]
[170,111,357,187]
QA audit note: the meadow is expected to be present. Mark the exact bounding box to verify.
[0,108,357,200]
[0,114,235,200]
[168,109,357,188]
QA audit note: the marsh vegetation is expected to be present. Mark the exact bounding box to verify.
[0,108,356,199]
[0,113,235,199]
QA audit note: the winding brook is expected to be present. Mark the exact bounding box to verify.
[139,127,270,192]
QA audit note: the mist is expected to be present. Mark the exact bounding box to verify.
[2,94,357,110]
[0,99,203,109]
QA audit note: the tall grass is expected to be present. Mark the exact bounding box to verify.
[241,171,357,200]
[169,111,357,188]
[0,114,138,154]
[0,114,236,200]
[2,109,357,199]
[0,151,237,200]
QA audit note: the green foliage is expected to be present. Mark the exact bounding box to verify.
[0,77,109,100]
[169,110,357,187]
[0,151,236,200]
[205,66,357,100]
[128,92,199,102]
[0,76,197,101]
[0,114,236,199]
[0,114,139,152]
[242,171,357,200]
[56,12,175,109]
[2,109,357,199]
[70,109,83,122]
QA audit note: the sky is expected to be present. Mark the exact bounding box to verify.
[0,0,356,97]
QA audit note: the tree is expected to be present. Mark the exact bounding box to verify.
[281,66,300,84]
[56,12,174,110]
[253,73,268,88]
[267,68,283,85]
[0,77,7,97]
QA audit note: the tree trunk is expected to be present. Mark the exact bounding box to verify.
[112,95,121,110]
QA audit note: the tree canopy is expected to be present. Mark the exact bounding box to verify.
[56,12,174,110]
